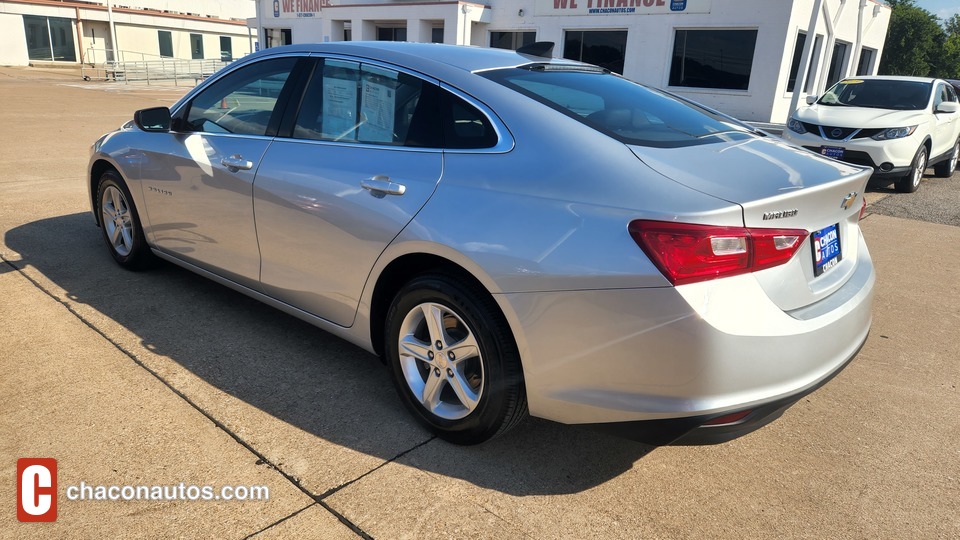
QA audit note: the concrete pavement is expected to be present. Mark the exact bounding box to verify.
[1,67,958,538]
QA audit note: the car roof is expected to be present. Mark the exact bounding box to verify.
[839,75,939,83]
[239,41,584,74]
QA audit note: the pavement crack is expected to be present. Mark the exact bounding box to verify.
[316,435,437,501]
[242,502,316,539]
[2,256,375,538]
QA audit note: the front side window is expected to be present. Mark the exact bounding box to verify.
[482,66,750,148]
[185,57,297,136]
[818,79,932,111]
[669,29,758,90]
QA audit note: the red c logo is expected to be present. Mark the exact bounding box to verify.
[17,458,57,522]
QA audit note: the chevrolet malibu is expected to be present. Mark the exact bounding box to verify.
[88,42,875,445]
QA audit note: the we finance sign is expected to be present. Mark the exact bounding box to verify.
[273,0,333,18]
[536,0,711,17]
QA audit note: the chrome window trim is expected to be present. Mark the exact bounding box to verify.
[170,52,307,118]
[438,82,515,154]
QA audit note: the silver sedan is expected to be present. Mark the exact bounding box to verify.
[88,42,875,445]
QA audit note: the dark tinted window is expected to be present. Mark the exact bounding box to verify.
[442,91,498,149]
[482,67,751,148]
[786,32,806,93]
[669,29,758,90]
[185,57,297,135]
[158,31,173,58]
[190,33,204,59]
[563,30,627,75]
[220,36,233,61]
[490,31,536,51]
[819,79,932,111]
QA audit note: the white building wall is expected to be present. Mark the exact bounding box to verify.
[247,0,890,123]
[0,13,29,66]
[0,1,254,66]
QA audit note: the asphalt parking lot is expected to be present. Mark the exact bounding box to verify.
[2,66,959,539]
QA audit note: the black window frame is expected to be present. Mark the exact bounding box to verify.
[190,33,204,60]
[219,36,233,62]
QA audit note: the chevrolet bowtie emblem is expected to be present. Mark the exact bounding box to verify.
[841,192,858,210]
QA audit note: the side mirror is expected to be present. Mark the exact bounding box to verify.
[936,101,959,114]
[134,107,171,132]
[805,95,818,105]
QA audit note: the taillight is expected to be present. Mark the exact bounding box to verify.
[859,196,867,221]
[628,220,809,286]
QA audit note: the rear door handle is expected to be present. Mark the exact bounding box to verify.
[360,176,406,196]
[221,154,253,172]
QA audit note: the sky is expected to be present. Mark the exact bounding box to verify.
[915,0,960,21]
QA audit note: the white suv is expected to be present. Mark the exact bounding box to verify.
[784,76,960,193]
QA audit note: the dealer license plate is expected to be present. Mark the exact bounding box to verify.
[812,223,842,277]
[820,146,845,159]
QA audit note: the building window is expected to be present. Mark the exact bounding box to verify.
[786,32,806,93]
[431,27,444,44]
[490,31,535,51]
[825,41,850,89]
[158,31,173,58]
[377,27,407,42]
[563,30,627,75]
[856,47,875,76]
[190,33,204,59]
[669,29,758,90]
[803,35,823,93]
[220,36,233,61]
[265,28,292,48]
[23,15,76,62]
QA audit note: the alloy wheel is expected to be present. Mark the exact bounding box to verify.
[101,185,134,256]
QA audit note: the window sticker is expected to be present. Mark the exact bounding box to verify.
[359,66,398,143]
[322,61,359,140]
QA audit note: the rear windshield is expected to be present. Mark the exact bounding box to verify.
[479,66,753,148]
[818,79,932,110]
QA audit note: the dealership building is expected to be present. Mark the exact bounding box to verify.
[0,0,256,67]
[251,0,891,123]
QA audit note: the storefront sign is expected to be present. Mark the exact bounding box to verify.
[536,0,710,17]
[273,0,333,18]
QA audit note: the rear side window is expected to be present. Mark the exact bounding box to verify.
[185,57,297,136]
[292,59,441,147]
[442,91,498,149]
[480,66,749,148]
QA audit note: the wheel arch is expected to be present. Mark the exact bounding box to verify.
[366,251,522,365]
[90,158,121,227]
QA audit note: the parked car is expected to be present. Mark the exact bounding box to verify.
[784,76,960,192]
[88,42,875,445]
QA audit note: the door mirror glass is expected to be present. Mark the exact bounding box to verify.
[134,107,171,132]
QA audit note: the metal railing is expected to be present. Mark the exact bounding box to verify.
[81,57,230,86]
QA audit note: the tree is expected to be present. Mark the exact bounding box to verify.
[879,0,945,76]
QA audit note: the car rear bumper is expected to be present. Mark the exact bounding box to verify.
[498,232,875,441]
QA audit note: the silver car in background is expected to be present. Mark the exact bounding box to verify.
[88,42,875,445]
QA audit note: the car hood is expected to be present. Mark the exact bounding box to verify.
[794,105,928,128]
[629,134,871,227]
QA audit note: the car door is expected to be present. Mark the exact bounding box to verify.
[253,58,444,326]
[932,82,960,157]
[138,56,302,288]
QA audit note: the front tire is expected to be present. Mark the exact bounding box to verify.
[96,170,156,270]
[384,273,527,445]
[896,145,927,193]
[934,138,959,178]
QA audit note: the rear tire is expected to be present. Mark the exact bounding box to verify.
[384,273,527,445]
[96,170,157,270]
[896,145,927,193]
[933,138,959,178]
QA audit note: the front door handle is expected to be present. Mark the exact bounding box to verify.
[221,154,253,172]
[360,176,406,197]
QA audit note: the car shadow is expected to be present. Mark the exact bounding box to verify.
[4,213,654,496]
